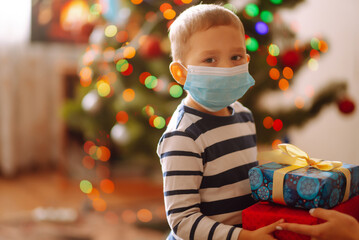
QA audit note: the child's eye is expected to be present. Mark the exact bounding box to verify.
[231,55,242,61]
[204,58,215,63]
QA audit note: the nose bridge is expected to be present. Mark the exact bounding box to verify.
[217,57,233,68]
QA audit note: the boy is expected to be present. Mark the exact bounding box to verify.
[157,4,283,240]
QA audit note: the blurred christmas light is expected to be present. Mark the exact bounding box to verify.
[87,188,100,200]
[266,55,277,66]
[105,25,117,38]
[273,119,283,131]
[97,146,111,162]
[263,116,274,129]
[169,84,183,98]
[131,0,143,5]
[163,9,176,20]
[60,0,90,32]
[124,46,136,59]
[160,3,172,12]
[149,115,157,127]
[279,78,289,91]
[121,63,133,76]
[137,209,152,223]
[93,198,107,211]
[122,210,136,224]
[154,116,166,129]
[122,88,135,102]
[246,37,259,52]
[260,11,273,23]
[116,31,128,43]
[282,67,293,79]
[310,49,320,59]
[116,111,129,124]
[142,105,155,117]
[116,59,129,72]
[272,139,282,149]
[90,3,101,16]
[270,0,283,4]
[84,141,96,154]
[319,40,328,52]
[310,37,320,50]
[82,91,101,113]
[97,81,111,97]
[82,156,95,169]
[181,0,192,4]
[268,44,280,56]
[255,22,269,35]
[79,67,93,87]
[111,124,130,145]
[308,58,318,71]
[245,4,259,17]
[89,145,98,158]
[145,76,158,89]
[269,68,280,80]
[145,11,157,22]
[80,180,93,194]
[100,179,115,194]
[295,97,305,109]
[139,72,151,84]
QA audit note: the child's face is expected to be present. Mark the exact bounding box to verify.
[184,24,248,68]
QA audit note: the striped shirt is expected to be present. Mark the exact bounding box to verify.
[157,100,258,240]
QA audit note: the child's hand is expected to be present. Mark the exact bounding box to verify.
[277,208,359,240]
[238,219,284,240]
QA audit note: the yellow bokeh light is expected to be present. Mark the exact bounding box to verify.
[131,0,143,4]
[87,187,100,200]
[137,209,152,223]
[93,198,107,212]
[97,82,111,97]
[163,9,176,20]
[105,25,117,38]
[319,40,328,53]
[122,88,135,102]
[124,46,136,59]
[182,0,192,3]
[272,139,282,149]
[308,58,319,71]
[278,78,289,91]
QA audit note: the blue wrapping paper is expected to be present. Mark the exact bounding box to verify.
[249,162,359,209]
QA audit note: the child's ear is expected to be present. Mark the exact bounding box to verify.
[169,62,187,85]
[246,54,251,63]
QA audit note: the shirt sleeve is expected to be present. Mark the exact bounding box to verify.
[157,131,242,240]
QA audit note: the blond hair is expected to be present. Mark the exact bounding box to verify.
[169,4,244,63]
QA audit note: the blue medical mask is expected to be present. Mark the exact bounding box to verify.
[183,63,255,112]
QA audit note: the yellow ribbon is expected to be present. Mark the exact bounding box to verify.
[258,144,351,205]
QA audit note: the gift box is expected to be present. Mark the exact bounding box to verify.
[249,144,359,209]
[242,195,359,240]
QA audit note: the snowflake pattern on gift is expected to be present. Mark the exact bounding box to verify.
[257,186,270,200]
[249,168,263,190]
[297,177,320,200]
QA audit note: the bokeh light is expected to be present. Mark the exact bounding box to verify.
[245,4,259,17]
[160,3,172,12]
[121,63,133,76]
[255,22,269,35]
[116,31,128,43]
[122,88,135,102]
[268,44,280,56]
[80,180,93,194]
[163,9,176,20]
[105,25,117,38]
[149,115,157,127]
[139,72,151,84]
[154,116,166,129]
[308,58,318,71]
[260,11,273,23]
[97,81,111,97]
[181,0,192,3]
[269,68,280,80]
[310,38,320,50]
[272,139,282,149]
[131,0,143,5]
[87,188,100,200]
[263,116,274,129]
[100,179,115,194]
[266,55,277,66]
[169,84,183,98]
[279,78,289,91]
[142,105,155,117]
[295,97,305,109]
[246,37,259,52]
[116,111,129,124]
[93,198,107,211]
[137,209,152,223]
[124,46,136,59]
[122,209,137,224]
[82,156,95,169]
[273,119,283,131]
[282,67,293,79]
[319,40,328,52]
[97,146,111,162]
[270,0,283,4]
[79,67,93,87]
[84,141,96,154]
[116,59,129,72]
[310,49,320,59]
[145,76,158,89]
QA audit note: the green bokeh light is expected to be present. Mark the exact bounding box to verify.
[268,44,280,56]
[245,4,259,17]
[311,38,320,50]
[142,105,154,117]
[260,11,273,23]
[169,85,183,98]
[270,0,283,4]
[145,76,158,89]
[246,37,259,52]
[80,180,93,194]
[154,116,166,129]
[116,59,129,72]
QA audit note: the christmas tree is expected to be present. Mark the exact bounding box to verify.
[63,0,354,164]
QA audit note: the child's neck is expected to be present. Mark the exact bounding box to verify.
[184,96,232,116]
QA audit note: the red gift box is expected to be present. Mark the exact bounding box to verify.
[242,195,359,240]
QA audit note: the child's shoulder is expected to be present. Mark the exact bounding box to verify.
[231,101,253,114]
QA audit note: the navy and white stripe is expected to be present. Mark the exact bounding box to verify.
[157,100,258,240]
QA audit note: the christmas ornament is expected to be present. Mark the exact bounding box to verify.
[281,50,302,69]
[139,35,163,59]
[338,97,355,114]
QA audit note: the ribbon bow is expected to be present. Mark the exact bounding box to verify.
[258,144,351,205]
[277,144,343,171]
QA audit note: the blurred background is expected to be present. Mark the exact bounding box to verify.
[0,0,357,239]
